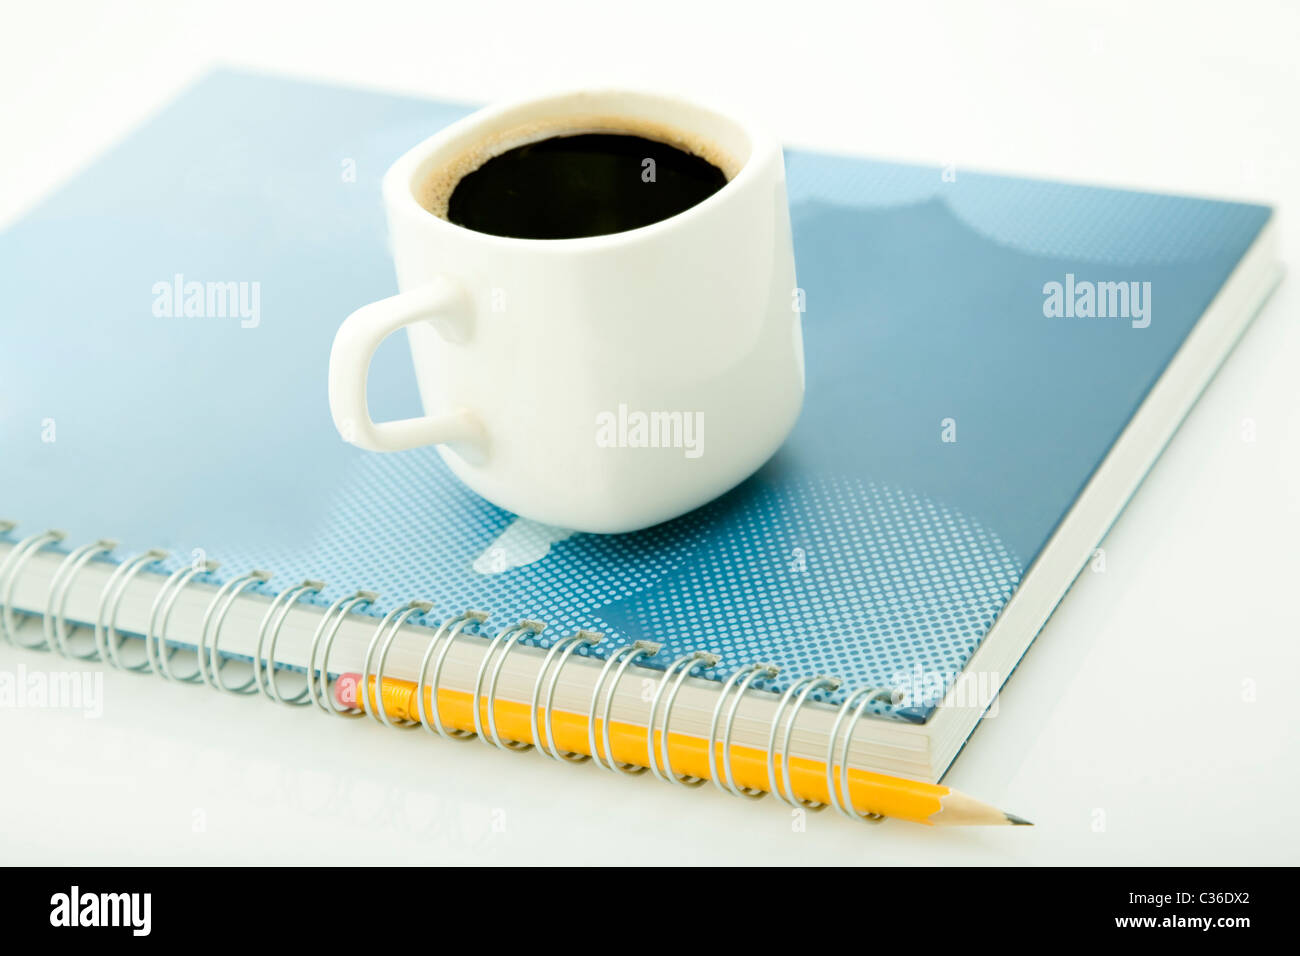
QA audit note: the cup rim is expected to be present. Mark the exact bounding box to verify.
[382,87,776,250]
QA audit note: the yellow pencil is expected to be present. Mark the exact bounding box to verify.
[338,672,1031,827]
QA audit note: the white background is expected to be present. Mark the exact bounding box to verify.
[1,0,1297,865]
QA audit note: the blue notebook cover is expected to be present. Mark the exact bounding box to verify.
[0,70,1273,721]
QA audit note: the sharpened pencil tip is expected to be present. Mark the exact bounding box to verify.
[1004,812,1033,826]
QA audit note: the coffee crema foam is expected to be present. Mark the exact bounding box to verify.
[418,113,742,221]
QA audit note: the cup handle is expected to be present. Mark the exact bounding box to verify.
[328,276,484,454]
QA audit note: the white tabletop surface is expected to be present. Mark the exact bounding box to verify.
[1,0,1297,865]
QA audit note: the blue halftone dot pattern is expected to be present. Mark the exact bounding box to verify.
[588,476,1021,708]
[193,448,1021,716]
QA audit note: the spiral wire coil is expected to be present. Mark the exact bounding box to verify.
[1,524,900,824]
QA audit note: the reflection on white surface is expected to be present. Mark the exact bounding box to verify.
[472,518,576,575]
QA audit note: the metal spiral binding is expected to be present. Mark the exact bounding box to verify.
[647,650,720,786]
[44,539,117,659]
[254,579,325,703]
[473,620,544,752]
[707,661,780,799]
[0,529,66,648]
[306,590,377,715]
[530,629,602,762]
[96,549,169,670]
[588,640,662,774]
[197,569,272,694]
[826,685,896,822]
[767,674,842,810]
[361,599,431,728]
[0,523,907,826]
[415,610,488,740]
[147,560,219,681]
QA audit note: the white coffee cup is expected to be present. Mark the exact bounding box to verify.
[328,89,804,534]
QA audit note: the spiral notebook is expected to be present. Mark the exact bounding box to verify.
[0,70,1281,802]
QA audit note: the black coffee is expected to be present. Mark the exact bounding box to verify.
[445,133,727,240]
